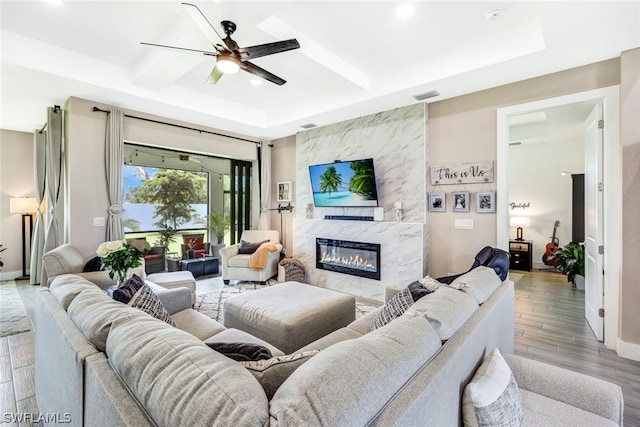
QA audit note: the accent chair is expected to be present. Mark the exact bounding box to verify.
[181,234,210,259]
[219,230,282,284]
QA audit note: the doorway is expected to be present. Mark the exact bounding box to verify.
[497,86,621,350]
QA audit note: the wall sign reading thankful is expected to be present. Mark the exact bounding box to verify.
[430,161,494,185]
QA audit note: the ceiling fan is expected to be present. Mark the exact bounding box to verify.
[141,2,300,85]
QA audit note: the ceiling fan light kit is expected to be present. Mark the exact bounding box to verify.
[216,56,240,74]
[141,2,300,85]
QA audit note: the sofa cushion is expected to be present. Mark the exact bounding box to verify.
[240,350,319,399]
[450,266,503,304]
[206,342,273,362]
[519,389,618,427]
[462,349,523,427]
[49,274,98,310]
[106,316,269,426]
[67,288,149,351]
[170,309,226,341]
[228,254,252,268]
[404,285,479,341]
[270,315,442,426]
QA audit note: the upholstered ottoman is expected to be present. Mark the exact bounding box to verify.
[223,281,356,354]
[146,271,197,305]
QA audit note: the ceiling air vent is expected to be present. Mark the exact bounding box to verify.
[412,90,440,101]
[300,123,317,129]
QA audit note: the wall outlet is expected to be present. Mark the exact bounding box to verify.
[93,217,106,227]
[455,219,474,230]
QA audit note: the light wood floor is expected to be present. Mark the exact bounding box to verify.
[514,269,640,426]
[2,271,639,425]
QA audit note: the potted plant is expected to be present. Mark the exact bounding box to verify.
[207,210,230,258]
[185,239,196,259]
[552,241,585,289]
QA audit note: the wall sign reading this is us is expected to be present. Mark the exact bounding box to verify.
[430,161,494,185]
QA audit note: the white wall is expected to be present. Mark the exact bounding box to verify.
[508,138,584,267]
[0,129,34,280]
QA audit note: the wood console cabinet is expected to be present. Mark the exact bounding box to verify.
[509,240,533,272]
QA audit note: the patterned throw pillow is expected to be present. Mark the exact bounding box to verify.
[371,287,415,330]
[207,342,273,362]
[114,274,175,327]
[462,349,523,427]
[419,275,445,292]
[83,256,105,272]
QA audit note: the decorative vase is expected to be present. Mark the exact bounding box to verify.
[187,249,196,259]
[575,274,585,290]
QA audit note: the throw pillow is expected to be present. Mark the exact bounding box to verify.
[83,256,105,272]
[419,275,445,292]
[112,274,145,304]
[407,280,432,302]
[206,342,273,362]
[238,239,270,254]
[114,274,175,326]
[462,349,523,427]
[371,287,415,330]
[240,350,319,399]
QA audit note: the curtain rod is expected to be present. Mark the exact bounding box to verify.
[92,106,261,145]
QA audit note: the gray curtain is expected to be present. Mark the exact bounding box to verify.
[30,130,46,285]
[258,143,271,230]
[43,107,63,254]
[105,108,124,241]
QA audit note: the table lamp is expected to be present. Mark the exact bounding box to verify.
[510,216,530,241]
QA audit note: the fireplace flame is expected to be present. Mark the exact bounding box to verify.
[320,251,376,272]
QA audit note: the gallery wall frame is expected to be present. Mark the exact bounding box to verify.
[476,191,496,213]
[277,181,292,202]
[451,191,470,212]
[428,192,446,212]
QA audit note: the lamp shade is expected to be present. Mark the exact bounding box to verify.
[10,197,37,214]
[509,216,530,227]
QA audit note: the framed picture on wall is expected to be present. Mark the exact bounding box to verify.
[451,191,470,212]
[476,191,496,213]
[277,181,292,202]
[428,192,446,212]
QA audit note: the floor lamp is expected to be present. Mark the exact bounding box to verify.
[10,197,37,280]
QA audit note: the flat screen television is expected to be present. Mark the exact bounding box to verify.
[309,158,379,207]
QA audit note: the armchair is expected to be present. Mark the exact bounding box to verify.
[219,230,282,284]
[42,243,142,288]
[181,234,210,259]
[126,238,166,274]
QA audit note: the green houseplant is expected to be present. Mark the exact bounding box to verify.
[207,210,230,245]
[553,241,585,286]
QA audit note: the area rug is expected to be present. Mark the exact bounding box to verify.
[195,283,379,324]
[0,281,32,337]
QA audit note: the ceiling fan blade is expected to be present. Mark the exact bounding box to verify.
[240,61,286,86]
[207,66,224,85]
[140,42,217,56]
[238,39,300,61]
[181,2,229,49]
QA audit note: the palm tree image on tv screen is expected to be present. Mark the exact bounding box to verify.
[309,159,379,207]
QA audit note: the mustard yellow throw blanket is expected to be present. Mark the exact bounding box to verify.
[249,242,279,270]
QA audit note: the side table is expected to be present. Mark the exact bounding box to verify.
[509,240,533,271]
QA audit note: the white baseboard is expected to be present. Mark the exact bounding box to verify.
[0,270,22,282]
[616,338,640,362]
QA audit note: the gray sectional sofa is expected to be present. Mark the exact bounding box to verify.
[35,269,623,426]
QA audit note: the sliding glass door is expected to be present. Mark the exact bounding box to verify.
[229,160,252,244]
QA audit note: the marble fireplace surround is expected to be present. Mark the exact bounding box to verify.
[292,103,429,302]
[293,218,427,302]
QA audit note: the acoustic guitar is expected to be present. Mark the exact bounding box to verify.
[542,220,561,266]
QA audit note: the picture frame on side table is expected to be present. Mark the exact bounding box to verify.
[476,191,496,213]
[451,191,470,212]
[277,181,292,202]
[428,192,446,212]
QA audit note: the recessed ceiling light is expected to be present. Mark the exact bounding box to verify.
[396,4,415,19]
[250,79,263,86]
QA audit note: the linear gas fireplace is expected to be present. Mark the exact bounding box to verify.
[316,238,381,280]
